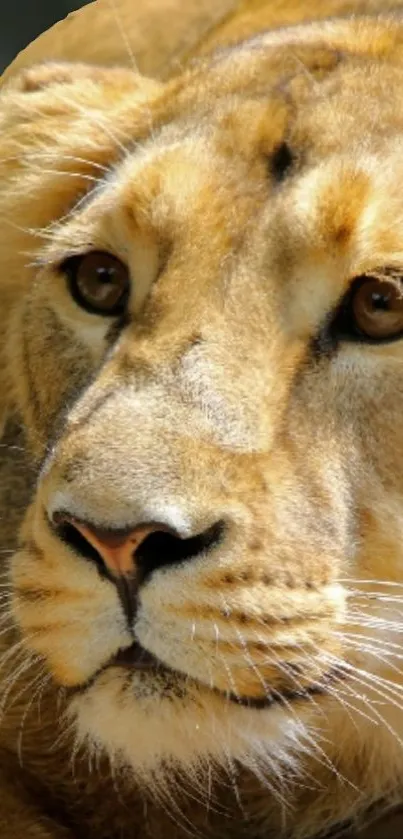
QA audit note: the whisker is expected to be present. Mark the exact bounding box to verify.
[17,669,51,766]
[337,679,403,750]
[337,630,403,656]
[107,0,140,73]
[322,652,403,740]
[340,579,403,588]
[0,652,42,715]
[335,631,403,663]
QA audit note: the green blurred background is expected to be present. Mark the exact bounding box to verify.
[1,2,90,71]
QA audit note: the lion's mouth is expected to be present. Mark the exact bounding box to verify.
[112,640,160,671]
[107,641,338,709]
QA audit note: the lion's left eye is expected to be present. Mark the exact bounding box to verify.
[331,271,403,343]
[63,251,130,316]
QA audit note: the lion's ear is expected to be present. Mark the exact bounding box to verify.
[3,61,101,92]
[2,60,161,97]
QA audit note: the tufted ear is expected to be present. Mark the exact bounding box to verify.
[0,59,163,236]
[2,61,117,93]
[1,58,162,96]
[0,60,163,161]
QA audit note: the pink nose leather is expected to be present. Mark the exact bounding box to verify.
[60,518,161,577]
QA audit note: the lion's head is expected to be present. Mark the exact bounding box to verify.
[1,13,403,832]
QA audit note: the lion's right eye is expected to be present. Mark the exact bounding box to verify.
[350,276,403,340]
[63,251,130,316]
[329,269,403,344]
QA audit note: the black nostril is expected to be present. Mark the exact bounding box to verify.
[135,520,225,582]
[55,521,106,575]
[51,509,225,584]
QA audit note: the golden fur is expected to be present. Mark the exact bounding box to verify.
[1,1,403,837]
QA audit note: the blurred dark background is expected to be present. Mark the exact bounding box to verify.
[1,1,90,71]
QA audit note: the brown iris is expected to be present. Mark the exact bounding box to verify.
[64,251,130,316]
[351,274,403,340]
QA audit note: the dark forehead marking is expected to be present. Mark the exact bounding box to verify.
[270,142,295,183]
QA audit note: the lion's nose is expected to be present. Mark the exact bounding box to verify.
[52,512,224,582]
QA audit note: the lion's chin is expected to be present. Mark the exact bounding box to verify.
[67,650,328,781]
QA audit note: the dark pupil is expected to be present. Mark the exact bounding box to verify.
[85,264,121,304]
[370,290,391,311]
[98,267,113,281]
[94,266,117,287]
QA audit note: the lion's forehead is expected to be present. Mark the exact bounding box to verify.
[86,64,403,299]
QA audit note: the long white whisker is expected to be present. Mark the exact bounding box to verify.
[17,669,52,766]
[107,0,140,73]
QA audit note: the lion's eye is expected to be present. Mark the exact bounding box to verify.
[63,252,130,316]
[352,277,403,339]
[331,272,403,343]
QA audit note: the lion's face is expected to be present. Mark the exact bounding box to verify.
[3,19,403,785]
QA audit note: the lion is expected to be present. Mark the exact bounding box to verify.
[1,0,403,837]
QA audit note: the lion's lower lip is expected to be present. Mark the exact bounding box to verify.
[109,644,340,709]
[227,680,329,709]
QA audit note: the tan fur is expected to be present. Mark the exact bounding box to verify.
[2,1,403,837]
